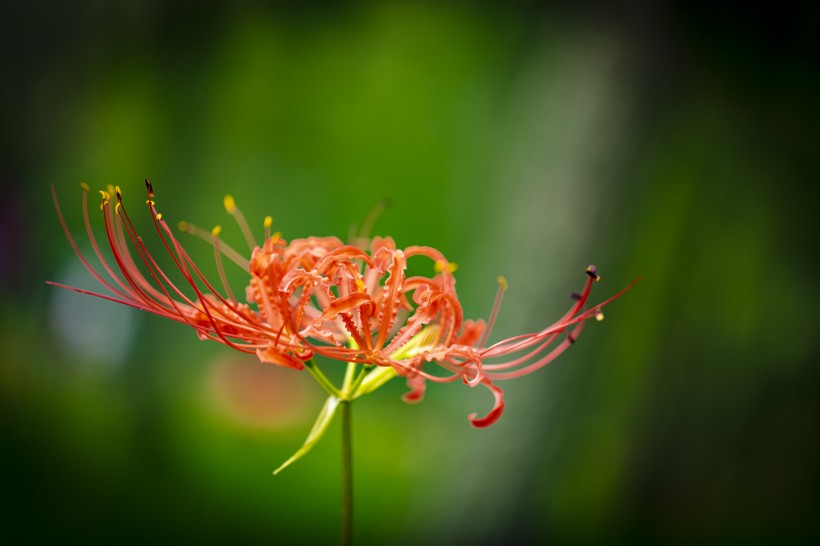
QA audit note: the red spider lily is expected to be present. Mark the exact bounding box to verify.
[50,180,635,428]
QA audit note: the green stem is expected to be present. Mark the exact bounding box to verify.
[340,399,353,546]
[304,359,342,398]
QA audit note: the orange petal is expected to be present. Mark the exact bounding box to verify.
[255,346,305,370]
[321,292,374,321]
[468,381,505,428]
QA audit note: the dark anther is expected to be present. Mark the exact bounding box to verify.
[567,334,576,345]
[570,292,583,301]
[145,179,154,197]
[585,265,599,281]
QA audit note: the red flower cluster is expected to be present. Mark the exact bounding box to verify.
[50,180,633,427]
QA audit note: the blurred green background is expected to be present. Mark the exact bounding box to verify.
[2,1,818,544]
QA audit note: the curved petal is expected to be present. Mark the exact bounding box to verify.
[468,381,506,428]
[321,292,375,321]
[256,346,306,370]
[402,373,427,404]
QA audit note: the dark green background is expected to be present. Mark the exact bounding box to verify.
[2,1,818,544]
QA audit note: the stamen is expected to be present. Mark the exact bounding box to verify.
[263,215,273,241]
[224,194,257,251]
[595,309,604,321]
[80,182,89,192]
[177,221,250,271]
[358,198,390,240]
[477,276,508,348]
[211,225,236,302]
[497,275,508,290]
[586,265,600,282]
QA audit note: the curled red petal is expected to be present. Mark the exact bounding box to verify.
[453,319,485,347]
[321,292,374,321]
[255,346,306,370]
[468,381,506,428]
[402,373,427,404]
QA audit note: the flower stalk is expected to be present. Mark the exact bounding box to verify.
[340,398,353,546]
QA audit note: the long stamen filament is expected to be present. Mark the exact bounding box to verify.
[224,194,257,251]
[477,276,508,348]
[178,220,250,270]
[358,198,389,240]
[212,226,237,302]
[263,215,273,242]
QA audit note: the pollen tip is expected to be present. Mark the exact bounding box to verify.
[497,276,508,291]
[115,185,122,200]
[272,231,282,241]
[156,213,163,220]
[211,225,222,237]
[80,182,89,192]
[586,265,600,282]
[115,202,121,215]
[263,215,273,228]
[106,184,115,196]
[595,310,605,321]
[223,195,236,214]
[178,220,189,232]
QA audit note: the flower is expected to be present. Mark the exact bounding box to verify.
[50,180,634,428]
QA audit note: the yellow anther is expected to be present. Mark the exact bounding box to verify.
[156,213,163,220]
[106,184,115,196]
[355,278,366,292]
[595,310,605,321]
[146,199,155,206]
[178,221,189,232]
[80,182,89,192]
[115,202,121,215]
[263,215,273,228]
[223,195,236,214]
[99,190,110,203]
[272,231,282,241]
[497,276,509,291]
[115,185,122,200]
[211,225,222,237]
[435,260,458,274]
